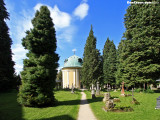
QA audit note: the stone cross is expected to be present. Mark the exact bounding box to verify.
[121,81,125,96]
[72,49,76,55]
[71,83,74,94]
[96,81,100,95]
[91,83,96,99]
[132,88,134,101]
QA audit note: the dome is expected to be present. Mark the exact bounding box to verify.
[64,55,82,68]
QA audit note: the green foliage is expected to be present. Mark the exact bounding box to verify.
[103,38,117,86]
[116,0,160,87]
[0,0,15,92]
[18,6,59,107]
[81,25,103,88]
[57,70,62,81]
[144,89,154,93]
[134,88,143,93]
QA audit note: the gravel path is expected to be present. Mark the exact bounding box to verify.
[77,92,97,120]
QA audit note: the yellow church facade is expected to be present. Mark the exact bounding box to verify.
[62,55,82,89]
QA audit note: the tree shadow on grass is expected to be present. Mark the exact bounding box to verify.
[57,96,103,106]
[0,90,24,120]
[38,115,75,120]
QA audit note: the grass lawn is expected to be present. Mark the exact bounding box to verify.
[85,90,160,120]
[0,90,81,120]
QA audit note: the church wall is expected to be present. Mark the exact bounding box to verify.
[64,71,67,88]
[69,71,74,88]
[62,68,81,89]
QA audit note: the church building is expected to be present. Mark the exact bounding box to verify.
[62,55,82,89]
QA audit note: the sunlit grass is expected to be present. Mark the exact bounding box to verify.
[85,90,160,120]
[0,90,81,120]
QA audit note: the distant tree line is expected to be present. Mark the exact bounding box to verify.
[81,0,160,89]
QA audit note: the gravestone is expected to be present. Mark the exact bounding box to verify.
[96,81,100,95]
[105,99,114,110]
[132,88,134,101]
[91,84,96,99]
[108,85,111,91]
[120,81,125,96]
[155,96,160,109]
[103,92,110,103]
[113,89,117,92]
[71,83,74,94]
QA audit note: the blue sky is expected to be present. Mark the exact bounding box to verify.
[5,0,130,73]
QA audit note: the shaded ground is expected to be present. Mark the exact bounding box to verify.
[0,90,81,120]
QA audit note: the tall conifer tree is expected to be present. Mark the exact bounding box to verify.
[18,6,59,107]
[0,0,15,91]
[103,38,117,87]
[81,25,103,88]
[117,0,160,88]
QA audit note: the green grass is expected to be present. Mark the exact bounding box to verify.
[0,90,81,120]
[85,90,160,120]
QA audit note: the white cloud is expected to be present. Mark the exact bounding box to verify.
[72,49,77,52]
[14,64,23,74]
[12,44,28,73]
[12,44,27,61]
[7,1,89,73]
[34,3,71,29]
[57,26,77,43]
[73,3,89,20]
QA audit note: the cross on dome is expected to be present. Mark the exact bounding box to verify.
[72,49,77,55]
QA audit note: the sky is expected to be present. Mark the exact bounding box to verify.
[5,0,130,74]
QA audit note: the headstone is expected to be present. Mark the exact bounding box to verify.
[91,84,96,99]
[107,84,109,92]
[103,92,110,103]
[113,89,117,92]
[71,83,74,94]
[108,85,111,91]
[105,99,114,110]
[120,81,125,96]
[132,88,134,101]
[96,81,100,95]
[155,96,160,109]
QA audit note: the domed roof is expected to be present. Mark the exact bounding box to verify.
[64,55,82,68]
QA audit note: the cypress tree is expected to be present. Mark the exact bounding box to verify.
[0,0,15,92]
[18,6,59,107]
[117,0,160,88]
[103,38,117,87]
[81,25,103,88]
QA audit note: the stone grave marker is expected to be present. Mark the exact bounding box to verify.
[155,96,160,109]
[105,99,114,110]
[103,92,110,103]
[120,81,125,96]
[71,83,74,94]
[96,81,100,95]
[91,84,96,99]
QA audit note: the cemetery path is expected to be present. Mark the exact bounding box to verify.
[77,92,97,120]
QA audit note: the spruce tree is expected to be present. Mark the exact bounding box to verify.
[117,0,160,88]
[81,25,103,88]
[18,6,59,107]
[0,0,15,92]
[103,38,117,87]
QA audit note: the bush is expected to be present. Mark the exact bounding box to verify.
[143,89,154,93]
[135,88,143,93]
